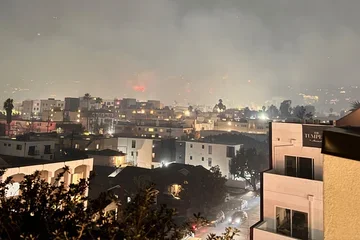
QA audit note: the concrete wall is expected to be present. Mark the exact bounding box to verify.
[184,141,241,178]
[262,171,323,239]
[323,155,360,240]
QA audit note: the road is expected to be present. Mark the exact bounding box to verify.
[194,192,260,240]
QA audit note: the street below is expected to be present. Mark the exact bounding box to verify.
[194,191,260,240]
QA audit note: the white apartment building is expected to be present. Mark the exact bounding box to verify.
[21,100,41,120]
[184,141,242,178]
[0,138,56,160]
[88,137,154,169]
[252,122,333,240]
[40,98,64,112]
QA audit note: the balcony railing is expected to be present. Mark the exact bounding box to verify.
[253,221,300,240]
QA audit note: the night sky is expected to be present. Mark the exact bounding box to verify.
[1,0,360,107]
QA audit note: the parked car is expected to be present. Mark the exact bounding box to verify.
[206,210,225,227]
[228,211,248,225]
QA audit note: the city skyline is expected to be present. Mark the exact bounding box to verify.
[1,0,360,108]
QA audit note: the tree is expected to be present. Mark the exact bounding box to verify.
[0,169,237,239]
[0,167,120,239]
[95,97,103,109]
[261,106,266,112]
[350,100,360,112]
[180,165,227,212]
[207,227,241,240]
[188,105,194,113]
[293,105,314,120]
[243,107,252,119]
[267,105,279,119]
[217,99,226,112]
[230,148,268,192]
[214,99,226,113]
[3,98,14,136]
[279,100,292,118]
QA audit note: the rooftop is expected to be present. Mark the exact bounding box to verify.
[322,127,360,161]
[86,149,126,156]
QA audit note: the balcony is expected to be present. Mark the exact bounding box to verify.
[253,221,299,240]
[263,170,323,200]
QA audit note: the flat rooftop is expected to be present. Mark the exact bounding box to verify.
[0,153,90,168]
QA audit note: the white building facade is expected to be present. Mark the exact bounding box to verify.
[0,139,56,160]
[252,122,332,240]
[184,141,241,178]
[88,137,154,169]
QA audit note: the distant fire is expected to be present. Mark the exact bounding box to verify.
[133,85,146,92]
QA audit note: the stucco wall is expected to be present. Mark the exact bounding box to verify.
[323,155,360,240]
[184,142,241,178]
[262,171,324,239]
[272,123,324,180]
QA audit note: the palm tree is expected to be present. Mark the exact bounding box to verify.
[3,98,14,136]
[350,100,360,112]
[95,97,103,109]
[217,99,226,112]
[83,93,91,130]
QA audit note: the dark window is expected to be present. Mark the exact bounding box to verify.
[208,145,212,154]
[190,156,192,160]
[202,145,205,149]
[190,144,193,148]
[298,157,314,179]
[226,146,235,158]
[8,144,11,147]
[131,140,136,148]
[28,146,36,155]
[3,143,6,147]
[285,156,297,177]
[16,145,22,150]
[276,207,308,240]
[131,151,134,156]
[202,157,204,161]
[44,145,51,154]
[136,151,138,156]
[285,155,314,180]
[208,158,212,167]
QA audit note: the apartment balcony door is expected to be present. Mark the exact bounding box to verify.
[285,156,314,180]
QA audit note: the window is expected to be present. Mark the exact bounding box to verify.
[208,145,212,154]
[226,146,235,158]
[190,144,193,148]
[136,151,138,156]
[190,156,193,160]
[276,207,308,240]
[179,155,182,159]
[28,146,36,155]
[8,144,11,147]
[131,140,136,148]
[75,144,79,149]
[285,155,314,180]
[131,151,134,156]
[148,128,154,132]
[3,143,6,147]
[202,145,205,149]
[16,145,22,150]
[202,157,204,161]
[44,145,51,154]
[208,158,212,167]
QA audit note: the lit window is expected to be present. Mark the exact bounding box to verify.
[148,128,154,132]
